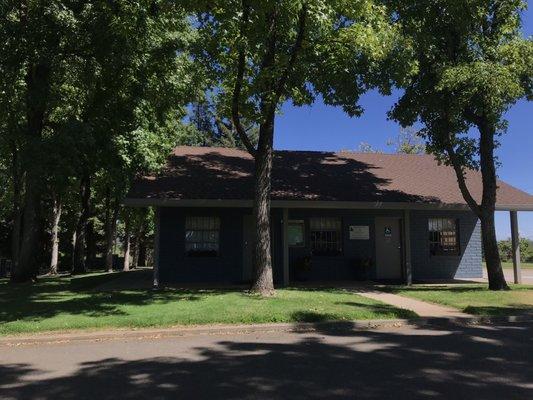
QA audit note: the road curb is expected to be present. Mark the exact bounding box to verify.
[1,314,532,347]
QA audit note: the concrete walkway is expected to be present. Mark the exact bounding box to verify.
[351,288,471,318]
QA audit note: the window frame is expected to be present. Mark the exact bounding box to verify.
[428,217,460,256]
[288,220,306,248]
[309,217,343,257]
[184,216,221,257]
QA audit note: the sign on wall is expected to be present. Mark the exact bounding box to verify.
[384,227,392,237]
[349,225,369,240]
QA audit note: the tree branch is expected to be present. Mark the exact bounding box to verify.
[267,3,307,119]
[445,143,482,217]
[231,0,256,157]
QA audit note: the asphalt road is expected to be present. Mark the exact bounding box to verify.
[1,321,532,400]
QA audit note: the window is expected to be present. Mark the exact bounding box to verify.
[310,217,342,256]
[185,216,220,257]
[428,218,459,255]
[288,220,305,247]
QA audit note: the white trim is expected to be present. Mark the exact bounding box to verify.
[125,198,533,211]
[124,198,482,211]
[496,204,533,211]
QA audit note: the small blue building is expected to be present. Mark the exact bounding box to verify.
[126,146,533,286]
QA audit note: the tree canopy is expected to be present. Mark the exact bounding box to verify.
[389,0,533,289]
[187,0,414,293]
[0,0,197,280]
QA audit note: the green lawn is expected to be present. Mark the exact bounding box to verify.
[387,284,533,316]
[0,275,415,336]
[500,261,533,269]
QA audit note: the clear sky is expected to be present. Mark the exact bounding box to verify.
[274,6,533,240]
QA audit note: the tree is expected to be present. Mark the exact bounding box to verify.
[386,127,426,154]
[357,142,382,153]
[192,0,412,294]
[498,237,532,263]
[1,1,195,281]
[354,127,425,154]
[390,0,532,290]
[185,98,260,149]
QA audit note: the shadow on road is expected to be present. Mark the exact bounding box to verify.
[1,321,532,399]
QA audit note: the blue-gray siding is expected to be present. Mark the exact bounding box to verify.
[410,210,482,279]
[157,207,482,284]
[159,207,245,283]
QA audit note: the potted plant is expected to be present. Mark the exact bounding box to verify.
[353,257,373,280]
[294,255,312,281]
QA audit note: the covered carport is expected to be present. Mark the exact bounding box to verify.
[499,204,533,284]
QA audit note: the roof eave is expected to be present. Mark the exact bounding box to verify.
[124,198,480,211]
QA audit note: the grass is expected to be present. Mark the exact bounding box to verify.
[0,274,415,336]
[500,261,533,269]
[386,284,533,317]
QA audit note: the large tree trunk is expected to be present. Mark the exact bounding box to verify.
[131,233,139,268]
[480,210,507,290]
[11,63,50,283]
[136,215,147,267]
[138,237,147,267]
[85,219,96,270]
[49,194,61,275]
[72,175,91,274]
[105,196,119,272]
[14,183,41,282]
[478,120,508,290]
[250,119,275,295]
[10,145,23,275]
[123,212,131,271]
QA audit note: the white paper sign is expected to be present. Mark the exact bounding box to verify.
[349,225,369,240]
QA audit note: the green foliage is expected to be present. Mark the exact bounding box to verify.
[357,142,382,153]
[390,0,532,169]
[183,99,260,149]
[191,0,414,124]
[498,238,533,263]
[0,1,198,272]
[386,127,426,154]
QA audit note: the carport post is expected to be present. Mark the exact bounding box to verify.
[403,210,412,285]
[282,208,289,286]
[510,210,522,284]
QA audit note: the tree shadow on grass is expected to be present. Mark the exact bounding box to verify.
[1,321,532,399]
[463,305,533,317]
[335,301,417,319]
[0,278,225,325]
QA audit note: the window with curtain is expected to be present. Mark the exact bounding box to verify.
[185,216,220,257]
[428,218,460,255]
[310,217,342,256]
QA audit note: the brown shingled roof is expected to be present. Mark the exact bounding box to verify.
[126,146,533,210]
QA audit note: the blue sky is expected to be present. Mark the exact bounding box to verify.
[274,6,533,240]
